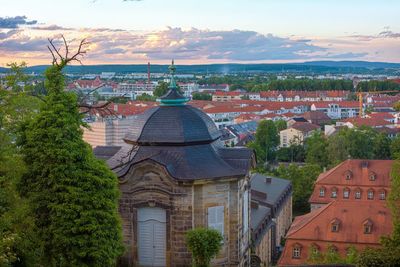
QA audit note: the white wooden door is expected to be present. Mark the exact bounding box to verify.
[138,207,167,267]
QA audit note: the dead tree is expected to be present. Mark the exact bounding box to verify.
[47,35,115,116]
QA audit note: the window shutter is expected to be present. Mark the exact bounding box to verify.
[208,206,224,236]
[243,190,249,233]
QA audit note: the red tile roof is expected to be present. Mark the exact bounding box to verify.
[291,122,320,132]
[279,200,392,266]
[340,117,392,127]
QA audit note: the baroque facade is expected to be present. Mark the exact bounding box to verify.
[95,62,255,267]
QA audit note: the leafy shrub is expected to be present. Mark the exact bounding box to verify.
[186,228,223,267]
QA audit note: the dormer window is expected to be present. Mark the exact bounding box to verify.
[319,187,325,197]
[380,190,386,200]
[292,244,302,259]
[345,171,352,180]
[363,219,373,234]
[331,219,340,232]
[355,189,362,199]
[369,173,376,181]
[331,188,338,198]
[343,188,350,199]
[367,189,374,200]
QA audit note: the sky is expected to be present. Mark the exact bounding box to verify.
[0,0,399,66]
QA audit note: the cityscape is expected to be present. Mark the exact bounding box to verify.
[1,1,400,267]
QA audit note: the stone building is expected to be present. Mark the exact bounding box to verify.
[250,174,292,266]
[95,62,255,267]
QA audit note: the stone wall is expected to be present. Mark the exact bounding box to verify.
[118,160,249,267]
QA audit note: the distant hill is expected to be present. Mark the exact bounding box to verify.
[1,61,399,75]
[297,61,400,69]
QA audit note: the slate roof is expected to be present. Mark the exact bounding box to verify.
[250,173,292,244]
[251,173,292,211]
[123,105,221,145]
[105,142,254,181]
[93,146,121,160]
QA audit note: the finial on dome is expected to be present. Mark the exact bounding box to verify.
[158,59,189,106]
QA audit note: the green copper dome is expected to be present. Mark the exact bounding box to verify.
[157,60,189,106]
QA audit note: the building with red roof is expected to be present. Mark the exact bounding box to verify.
[212,90,243,102]
[279,122,320,147]
[278,159,394,266]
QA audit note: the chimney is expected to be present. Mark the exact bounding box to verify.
[361,161,369,180]
[251,200,259,209]
[147,62,151,84]
[265,177,272,184]
[251,189,267,200]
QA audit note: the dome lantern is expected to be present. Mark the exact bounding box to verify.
[158,60,189,106]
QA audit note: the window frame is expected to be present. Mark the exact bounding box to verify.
[292,246,301,259]
[331,187,338,198]
[343,188,350,199]
[355,189,361,199]
[380,190,386,200]
[319,187,325,197]
[367,189,374,200]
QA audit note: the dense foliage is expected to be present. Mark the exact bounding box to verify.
[0,62,40,266]
[357,80,400,92]
[273,164,321,214]
[186,228,223,267]
[192,92,212,101]
[247,120,279,162]
[307,244,358,265]
[18,63,124,266]
[135,93,156,101]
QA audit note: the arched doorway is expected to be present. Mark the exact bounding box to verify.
[137,207,167,266]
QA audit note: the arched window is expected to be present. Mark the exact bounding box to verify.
[319,187,326,197]
[369,172,376,181]
[367,189,374,200]
[355,188,362,199]
[343,188,350,199]
[331,187,338,198]
[292,244,302,259]
[331,218,340,232]
[379,190,386,200]
[363,219,373,234]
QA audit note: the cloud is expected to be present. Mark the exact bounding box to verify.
[378,30,400,38]
[0,16,37,29]
[31,24,73,31]
[6,22,400,64]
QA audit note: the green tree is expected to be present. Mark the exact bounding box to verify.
[136,93,156,101]
[0,62,40,266]
[305,132,329,168]
[18,39,124,266]
[153,81,169,97]
[274,163,321,214]
[274,119,287,132]
[251,120,279,162]
[4,62,28,92]
[192,92,212,101]
[372,132,391,159]
[307,244,323,264]
[391,135,400,159]
[186,228,223,267]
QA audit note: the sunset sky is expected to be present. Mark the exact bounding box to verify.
[1,0,399,66]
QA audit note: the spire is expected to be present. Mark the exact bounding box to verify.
[158,60,189,106]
